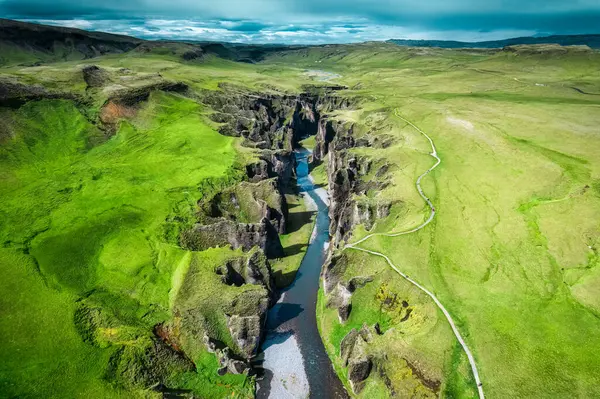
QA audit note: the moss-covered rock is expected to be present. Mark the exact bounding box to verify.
[215,248,276,300]
[181,218,284,259]
[340,324,375,393]
[201,178,288,234]
[225,289,270,359]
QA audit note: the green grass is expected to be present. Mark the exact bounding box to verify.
[0,50,328,397]
[0,91,247,396]
[271,190,317,288]
[278,44,600,397]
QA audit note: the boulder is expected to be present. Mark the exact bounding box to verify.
[359,323,374,343]
[227,314,264,359]
[337,284,353,323]
[347,276,374,292]
[340,329,360,366]
[228,359,249,375]
[323,266,373,323]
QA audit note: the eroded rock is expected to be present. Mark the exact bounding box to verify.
[201,178,289,235]
[340,324,375,393]
[215,250,276,301]
[82,65,110,88]
[181,218,284,259]
[226,290,270,359]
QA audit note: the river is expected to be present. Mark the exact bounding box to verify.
[256,148,348,399]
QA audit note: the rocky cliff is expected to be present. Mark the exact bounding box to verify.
[174,85,360,377]
[178,85,396,385]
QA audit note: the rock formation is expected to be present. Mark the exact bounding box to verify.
[181,218,284,259]
[215,250,276,301]
[340,324,376,393]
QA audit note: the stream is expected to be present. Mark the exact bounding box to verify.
[256,148,348,399]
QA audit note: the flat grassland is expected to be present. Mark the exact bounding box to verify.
[267,44,600,397]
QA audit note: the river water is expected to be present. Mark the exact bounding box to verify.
[256,148,348,399]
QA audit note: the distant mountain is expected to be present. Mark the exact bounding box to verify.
[388,34,600,49]
[0,19,303,66]
[0,18,143,66]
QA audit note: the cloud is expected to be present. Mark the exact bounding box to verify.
[24,18,539,44]
[2,0,599,43]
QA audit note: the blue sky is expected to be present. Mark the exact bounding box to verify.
[1,0,599,44]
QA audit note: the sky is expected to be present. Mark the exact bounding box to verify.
[1,0,599,44]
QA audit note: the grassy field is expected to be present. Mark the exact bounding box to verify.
[1,39,599,398]
[0,52,319,397]
[265,43,600,397]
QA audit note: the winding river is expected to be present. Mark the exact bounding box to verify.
[256,148,348,399]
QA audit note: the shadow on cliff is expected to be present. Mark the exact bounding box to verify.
[283,243,308,256]
[286,210,316,234]
[273,268,300,288]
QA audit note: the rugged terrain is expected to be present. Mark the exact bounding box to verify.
[388,33,600,49]
[1,19,600,399]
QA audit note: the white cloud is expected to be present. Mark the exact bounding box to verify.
[18,18,548,44]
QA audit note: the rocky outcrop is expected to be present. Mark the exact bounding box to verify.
[82,65,110,88]
[245,150,296,190]
[340,324,375,393]
[314,122,394,248]
[181,48,204,61]
[200,289,270,371]
[105,337,196,391]
[226,290,270,359]
[181,218,284,259]
[200,178,288,234]
[107,80,188,106]
[330,283,353,322]
[203,84,352,150]
[204,87,320,150]
[98,80,188,137]
[184,175,290,258]
[353,200,392,231]
[209,179,288,234]
[322,253,374,322]
[324,267,373,322]
[0,77,77,107]
[227,314,264,359]
[215,250,276,301]
[203,334,251,376]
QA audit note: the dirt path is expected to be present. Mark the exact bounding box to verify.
[345,110,485,399]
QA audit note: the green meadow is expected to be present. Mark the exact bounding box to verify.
[267,44,600,397]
